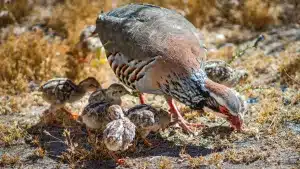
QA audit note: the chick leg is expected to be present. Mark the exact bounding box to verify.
[61,107,79,120]
[109,151,125,165]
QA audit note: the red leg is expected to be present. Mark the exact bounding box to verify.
[109,151,125,165]
[165,96,205,133]
[61,107,79,120]
[139,93,146,104]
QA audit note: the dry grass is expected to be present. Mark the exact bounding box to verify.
[45,0,103,45]
[158,157,173,169]
[0,30,66,94]
[0,153,20,167]
[124,0,283,29]
[0,0,33,27]
[224,147,268,164]
[0,123,26,146]
[279,53,300,88]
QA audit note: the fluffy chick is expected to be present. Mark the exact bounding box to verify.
[39,77,99,121]
[79,102,124,132]
[204,60,248,87]
[88,83,131,105]
[103,105,136,165]
[125,104,171,146]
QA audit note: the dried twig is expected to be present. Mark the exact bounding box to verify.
[229,35,265,64]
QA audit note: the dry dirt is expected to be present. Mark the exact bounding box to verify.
[0,1,300,169]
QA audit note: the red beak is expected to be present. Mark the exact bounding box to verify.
[219,106,243,131]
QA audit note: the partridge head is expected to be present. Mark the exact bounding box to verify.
[78,77,100,92]
[203,79,247,131]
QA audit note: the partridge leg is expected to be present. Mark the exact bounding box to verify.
[61,107,79,120]
[165,96,205,133]
[109,151,125,165]
[139,93,146,104]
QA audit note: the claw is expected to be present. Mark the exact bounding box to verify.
[143,138,152,147]
[166,96,205,133]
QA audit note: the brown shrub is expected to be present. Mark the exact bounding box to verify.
[0,31,66,94]
[0,0,33,27]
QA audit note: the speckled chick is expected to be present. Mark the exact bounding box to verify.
[74,25,103,63]
[103,116,136,152]
[80,102,124,131]
[78,25,103,53]
[88,83,131,105]
[103,105,136,164]
[125,104,171,143]
[204,60,248,87]
[39,77,100,118]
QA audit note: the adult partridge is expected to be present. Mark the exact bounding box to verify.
[95,4,246,132]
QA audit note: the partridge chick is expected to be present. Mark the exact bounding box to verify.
[125,104,171,146]
[76,25,103,63]
[39,77,99,121]
[204,60,248,87]
[103,105,136,165]
[80,102,123,132]
[88,83,131,105]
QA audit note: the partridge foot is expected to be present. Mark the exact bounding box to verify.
[166,96,206,133]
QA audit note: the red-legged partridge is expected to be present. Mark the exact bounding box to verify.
[39,77,100,121]
[95,4,246,132]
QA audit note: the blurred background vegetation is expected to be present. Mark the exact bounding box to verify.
[0,0,299,94]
